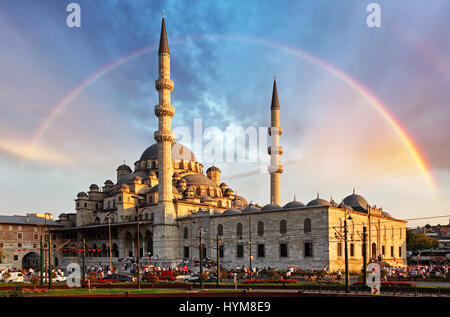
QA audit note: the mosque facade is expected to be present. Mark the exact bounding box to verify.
[53,16,407,273]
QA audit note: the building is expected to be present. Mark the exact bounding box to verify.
[52,15,407,273]
[0,214,62,269]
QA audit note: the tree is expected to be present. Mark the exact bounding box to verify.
[407,231,439,251]
[30,276,40,290]
[147,275,159,288]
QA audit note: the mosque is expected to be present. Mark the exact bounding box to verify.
[53,16,407,273]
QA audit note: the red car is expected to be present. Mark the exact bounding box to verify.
[142,270,176,281]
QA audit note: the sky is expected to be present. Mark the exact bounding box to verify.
[0,0,448,227]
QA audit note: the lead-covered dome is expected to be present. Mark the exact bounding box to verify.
[223,208,241,215]
[261,203,282,211]
[307,193,331,207]
[343,190,369,212]
[283,200,306,209]
[140,142,196,161]
[181,174,217,187]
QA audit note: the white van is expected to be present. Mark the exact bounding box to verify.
[1,272,24,283]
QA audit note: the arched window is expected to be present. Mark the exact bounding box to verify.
[257,221,264,236]
[280,219,287,234]
[236,223,243,237]
[217,224,223,236]
[183,227,189,239]
[304,218,311,233]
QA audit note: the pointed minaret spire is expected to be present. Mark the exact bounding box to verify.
[353,187,355,195]
[271,75,279,109]
[294,194,296,201]
[159,10,170,54]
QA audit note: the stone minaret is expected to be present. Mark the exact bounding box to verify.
[153,12,178,265]
[268,76,283,206]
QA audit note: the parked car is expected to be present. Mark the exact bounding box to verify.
[182,274,217,283]
[1,272,24,283]
[142,270,177,281]
[96,274,135,283]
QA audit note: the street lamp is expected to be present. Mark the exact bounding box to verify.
[343,207,353,293]
[105,215,114,272]
[131,195,144,290]
[193,219,207,290]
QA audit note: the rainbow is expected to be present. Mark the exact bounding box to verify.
[26,34,437,190]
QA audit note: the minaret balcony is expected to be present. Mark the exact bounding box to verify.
[154,130,175,143]
[267,165,284,174]
[155,78,174,92]
[154,104,175,118]
[268,127,283,136]
[267,146,283,156]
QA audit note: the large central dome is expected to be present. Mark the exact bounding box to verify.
[140,142,197,162]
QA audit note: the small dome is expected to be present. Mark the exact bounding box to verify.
[104,180,114,185]
[307,194,331,207]
[220,182,228,188]
[117,172,147,185]
[207,166,221,173]
[89,184,99,191]
[283,200,306,209]
[117,164,132,172]
[223,208,241,215]
[261,203,282,211]
[343,190,369,212]
[241,204,261,213]
[382,211,393,218]
[329,198,339,207]
[77,192,88,197]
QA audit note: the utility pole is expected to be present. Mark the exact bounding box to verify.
[39,234,44,286]
[48,233,52,289]
[132,195,143,290]
[363,226,367,286]
[199,229,204,289]
[108,216,112,271]
[344,210,349,293]
[137,211,141,290]
[249,208,253,280]
[82,238,86,288]
[216,233,221,287]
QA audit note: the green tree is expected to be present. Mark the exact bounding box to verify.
[407,231,439,251]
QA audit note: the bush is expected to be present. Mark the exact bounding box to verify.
[30,276,40,289]
[8,286,24,297]
[1,272,11,283]
[243,278,297,284]
[147,275,160,287]
[198,273,209,283]
[268,270,278,278]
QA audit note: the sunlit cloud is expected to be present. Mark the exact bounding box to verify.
[0,140,73,165]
